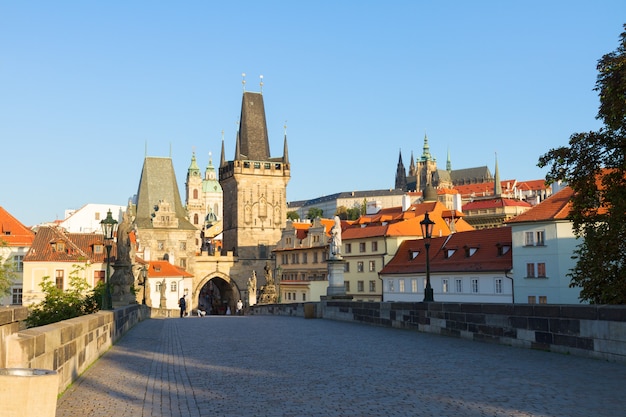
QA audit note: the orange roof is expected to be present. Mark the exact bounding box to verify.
[24,226,112,263]
[381,227,512,275]
[463,198,532,211]
[0,206,35,246]
[506,186,574,224]
[147,260,193,278]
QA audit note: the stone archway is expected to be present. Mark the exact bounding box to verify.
[194,273,242,315]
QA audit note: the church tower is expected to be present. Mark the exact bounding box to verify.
[185,151,204,229]
[219,89,290,266]
[416,134,438,192]
[394,149,407,191]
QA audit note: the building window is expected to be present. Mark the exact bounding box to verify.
[357,281,364,292]
[302,253,308,264]
[455,279,462,293]
[286,237,292,245]
[344,262,350,272]
[471,278,479,293]
[536,231,545,246]
[345,243,352,254]
[537,263,546,278]
[538,296,548,304]
[13,255,24,272]
[180,258,187,269]
[95,212,101,221]
[368,260,376,272]
[11,287,22,305]
[259,243,268,259]
[302,293,306,301]
[359,242,366,253]
[369,280,376,292]
[357,261,364,272]
[94,244,103,254]
[313,235,320,243]
[94,270,105,286]
[313,252,318,263]
[411,278,417,293]
[495,278,503,294]
[292,253,298,264]
[524,231,534,246]
[345,281,350,292]
[528,296,537,304]
[156,282,162,294]
[526,263,536,278]
[171,282,177,292]
[179,241,187,251]
[55,270,64,289]
[442,279,449,293]
[388,280,394,292]
[371,241,378,252]
[399,279,405,292]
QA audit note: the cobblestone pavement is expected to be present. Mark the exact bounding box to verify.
[56,315,626,417]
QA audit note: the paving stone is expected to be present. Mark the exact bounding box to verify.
[56,315,626,417]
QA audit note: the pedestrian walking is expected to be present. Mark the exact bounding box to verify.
[179,295,186,318]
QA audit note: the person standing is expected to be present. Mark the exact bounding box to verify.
[236,299,243,315]
[179,295,186,318]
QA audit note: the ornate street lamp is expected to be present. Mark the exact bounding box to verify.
[140,265,148,305]
[100,209,118,310]
[420,211,435,302]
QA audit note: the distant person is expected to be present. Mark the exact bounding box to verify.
[179,295,186,318]
[236,299,243,315]
[226,306,231,315]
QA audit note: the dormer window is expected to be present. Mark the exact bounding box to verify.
[410,250,420,259]
[445,248,456,258]
[497,244,511,256]
[464,246,478,257]
[94,244,104,254]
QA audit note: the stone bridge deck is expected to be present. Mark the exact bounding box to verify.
[56,315,626,417]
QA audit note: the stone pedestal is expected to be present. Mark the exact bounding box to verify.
[327,258,347,297]
[110,262,137,307]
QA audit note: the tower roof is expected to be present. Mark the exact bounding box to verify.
[135,157,196,230]
[236,91,271,161]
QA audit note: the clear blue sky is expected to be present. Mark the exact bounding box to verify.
[1,1,624,226]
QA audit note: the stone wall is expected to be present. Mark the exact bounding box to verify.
[2,305,149,394]
[251,301,626,363]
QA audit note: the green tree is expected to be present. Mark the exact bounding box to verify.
[26,262,100,327]
[306,207,323,220]
[0,241,16,297]
[335,206,348,220]
[346,206,361,220]
[286,211,300,221]
[538,24,626,304]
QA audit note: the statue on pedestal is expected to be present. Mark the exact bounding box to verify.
[329,216,342,260]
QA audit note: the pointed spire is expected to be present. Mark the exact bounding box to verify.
[420,133,435,162]
[188,150,200,173]
[395,149,407,191]
[409,151,415,176]
[446,147,452,172]
[494,152,502,196]
[234,129,241,160]
[220,130,226,167]
[283,122,289,164]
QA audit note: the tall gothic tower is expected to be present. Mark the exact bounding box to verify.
[185,152,204,229]
[219,90,290,264]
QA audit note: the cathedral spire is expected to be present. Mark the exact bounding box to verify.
[420,133,435,162]
[188,150,201,176]
[446,147,452,172]
[395,149,407,191]
[237,91,270,161]
[494,153,502,197]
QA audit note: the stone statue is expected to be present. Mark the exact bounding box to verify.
[329,215,342,259]
[247,271,257,306]
[110,207,136,305]
[264,261,274,286]
[159,278,167,308]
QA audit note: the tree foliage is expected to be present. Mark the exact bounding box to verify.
[0,241,16,297]
[26,263,101,327]
[538,25,626,304]
[286,211,300,221]
[306,207,323,220]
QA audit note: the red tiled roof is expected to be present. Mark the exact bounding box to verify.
[0,206,35,246]
[147,260,193,278]
[506,186,574,223]
[24,226,114,263]
[381,227,512,275]
[462,198,531,211]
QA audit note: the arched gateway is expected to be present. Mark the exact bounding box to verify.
[194,272,241,315]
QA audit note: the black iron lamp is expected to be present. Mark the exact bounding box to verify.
[140,265,148,305]
[100,209,118,310]
[420,211,435,302]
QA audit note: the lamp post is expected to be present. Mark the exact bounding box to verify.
[100,209,118,310]
[420,211,435,302]
[140,265,148,305]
